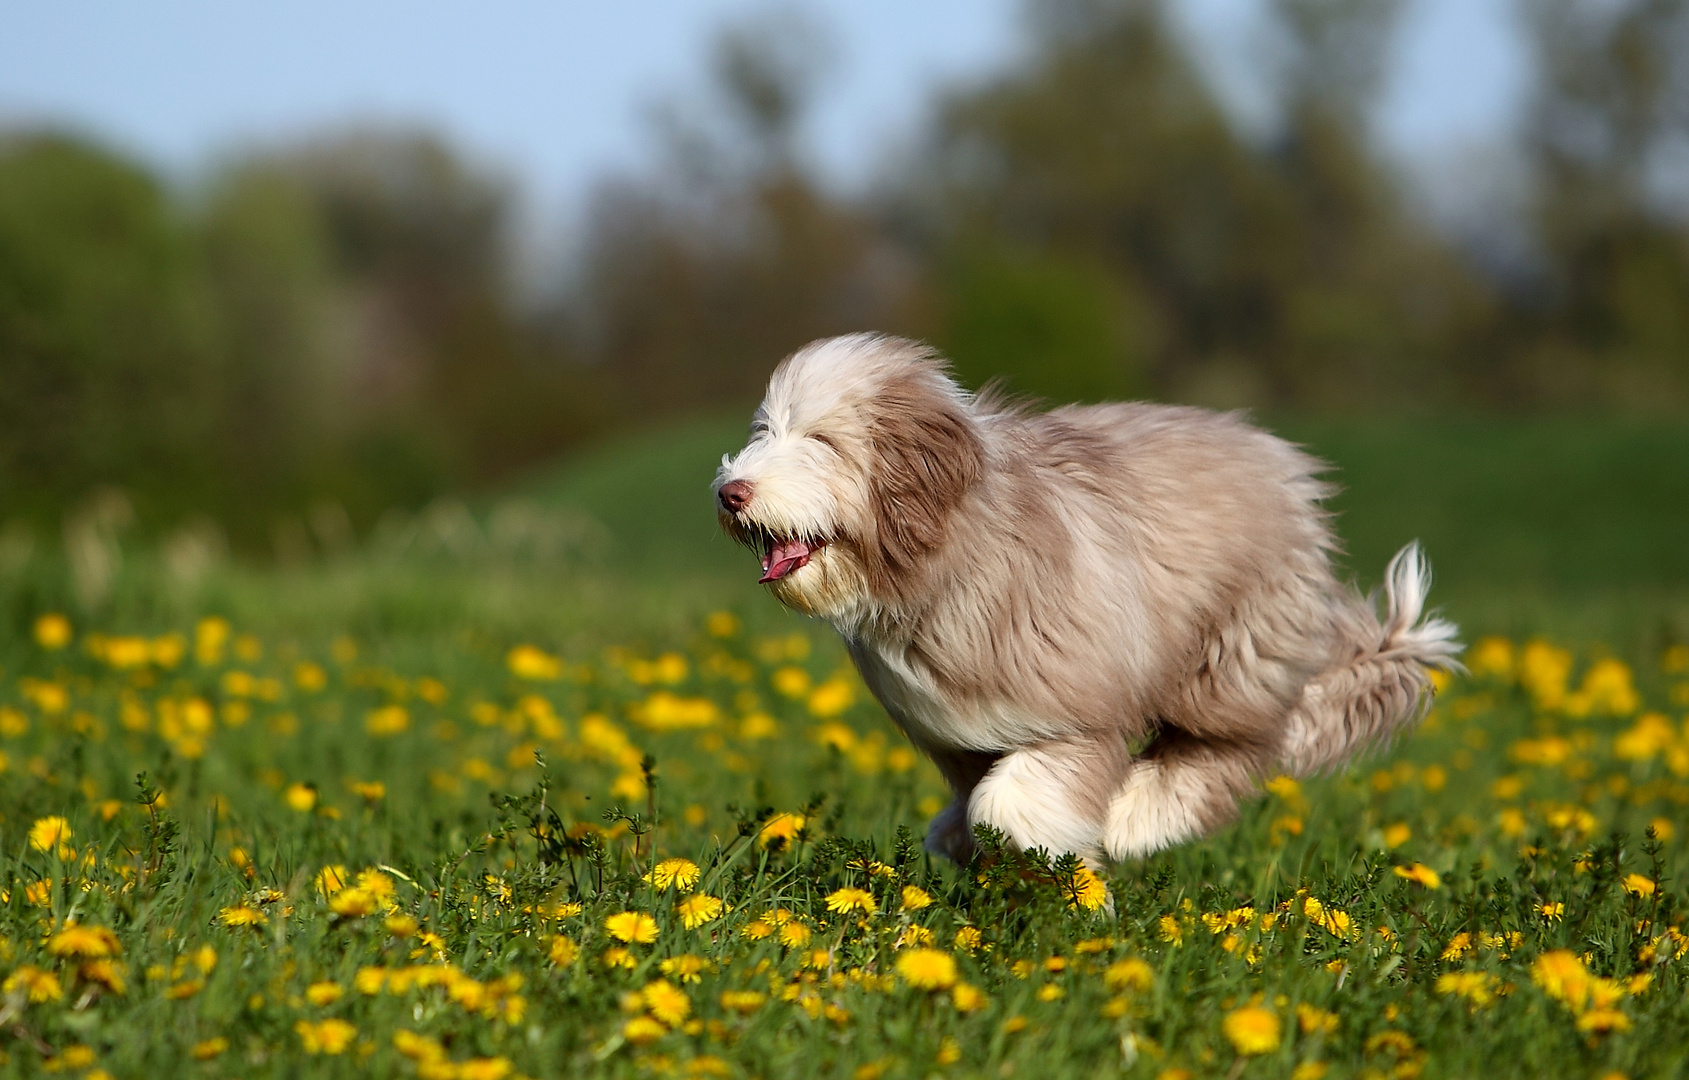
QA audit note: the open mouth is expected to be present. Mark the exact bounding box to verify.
[756,533,826,584]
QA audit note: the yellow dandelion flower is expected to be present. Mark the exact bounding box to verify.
[952,982,987,1012]
[659,954,711,982]
[825,887,878,916]
[1222,1006,1281,1055]
[329,887,378,917]
[1532,950,1592,1010]
[166,979,204,1000]
[806,676,855,718]
[459,1059,514,1080]
[900,885,933,911]
[720,990,766,1013]
[79,959,126,995]
[1104,958,1153,993]
[758,812,806,849]
[1393,863,1442,889]
[365,705,409,736]
[642,979,692,1027]
[954,926,984,952]
[316,865,349,895]
[897,925,935,948]
[605,911,659,944]
[676,894,725,929]
[305,981,344,1006]
[895,948,958,991]
[646,858,702,892]
[191,1037,229,1060]
[549,936,579,966]
[1062,864,1109,910]
[3,965,63,1002]
[55,1046,96,1070]
[1577,1009,1631,1034]
[355,868,395,899]
[218,903,267,928]
[623,1015,666,1045]
[778,921,813,948]
[284,783,317,812]
[706,611,741,638]
[1436,971,1502,1007]
[1297,1002,1340,1032]
[28,816,72,853]
[295,1018,357,1055]
[34,613,73,649]
[384,913,419,937]
[1622,873,1656,897]
[47,923,121,958]
[937,1037,962,1065]
[507,644,562,681]
[350,780,386,803]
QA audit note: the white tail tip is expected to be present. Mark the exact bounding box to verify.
[1382,542,1461,668]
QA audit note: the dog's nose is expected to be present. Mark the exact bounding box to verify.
[718,480,752,514]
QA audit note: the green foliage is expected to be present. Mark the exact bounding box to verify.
[940,244,1149,402]
[0,135,222,517]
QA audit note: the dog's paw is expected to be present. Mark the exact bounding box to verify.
[924,798,975,863]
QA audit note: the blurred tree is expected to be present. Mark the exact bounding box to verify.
[0,135,222,523]
[941,242,1151,402]
[570,6,931,415]
[920,0,1492,409]
[198,165,347,512]
[261,131,613,493]
[923,0,1270,401]
[1517,0,1689,411]
[1265,0,1496,408]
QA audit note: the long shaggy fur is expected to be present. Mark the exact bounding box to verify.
[714,334,1461,864]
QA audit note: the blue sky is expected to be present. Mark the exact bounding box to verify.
[0,0,1528,211]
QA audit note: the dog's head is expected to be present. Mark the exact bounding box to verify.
[714,334,984,621]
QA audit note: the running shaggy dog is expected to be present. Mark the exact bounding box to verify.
[715,334,1460,865]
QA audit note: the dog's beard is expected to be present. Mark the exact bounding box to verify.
[722,515,864,619]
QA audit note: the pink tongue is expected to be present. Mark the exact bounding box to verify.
[759,538,814,583]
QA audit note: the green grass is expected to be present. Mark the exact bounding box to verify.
[1,414,1688,1078]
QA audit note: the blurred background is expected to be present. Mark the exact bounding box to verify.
[2,0,1686,644]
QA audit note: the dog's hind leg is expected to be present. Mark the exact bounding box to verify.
[1101,728,1277,859]
[967,734,1133,865]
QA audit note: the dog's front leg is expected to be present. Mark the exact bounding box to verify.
[966,735,1132,866]
[920,746,999,863]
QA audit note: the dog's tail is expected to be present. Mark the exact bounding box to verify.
[1280,543,1462,776]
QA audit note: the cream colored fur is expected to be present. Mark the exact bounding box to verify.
[715,334,1461,865]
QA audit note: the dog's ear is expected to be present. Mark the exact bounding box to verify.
[865,377,984,590]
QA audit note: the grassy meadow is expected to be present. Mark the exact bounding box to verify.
[2,415,1689,1079]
